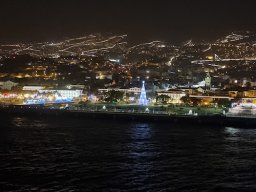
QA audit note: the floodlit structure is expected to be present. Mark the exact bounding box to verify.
[0,81,18,90]
[227,103,256,117]
[23,90,83,105]
[22,86,45,91]
[38,90,83,99]
[156,90,186,104]
[139,81,147,106]
[205,72,211,90]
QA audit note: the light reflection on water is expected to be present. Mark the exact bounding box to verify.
[225,127,241,135]
[128,123,154,161]
[126,123,161,186]
[130,123,153,140]
[224,126,256,141]
[11,117,48,129]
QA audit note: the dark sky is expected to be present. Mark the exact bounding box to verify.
[1,0,256,44]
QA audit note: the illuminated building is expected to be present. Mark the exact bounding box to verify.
[0,81,18,90]
[205,72,211,90]
[227,103,256,116]
[22,86,45,91]
[157,90,186,104]
[66,84,85,90]
[23,90,83,105]
[98,87,141,94]
[95,71,113,80]
[38,90,83,99]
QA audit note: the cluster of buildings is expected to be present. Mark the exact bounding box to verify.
[0,81,84,105]
[1,32,256,112]
[1,70,256,108]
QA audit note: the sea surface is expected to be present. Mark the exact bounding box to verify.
[0,115,256,192]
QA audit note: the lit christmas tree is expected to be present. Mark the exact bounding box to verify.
[139,81,148,106]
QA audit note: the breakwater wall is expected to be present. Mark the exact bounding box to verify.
[0,107,255,128]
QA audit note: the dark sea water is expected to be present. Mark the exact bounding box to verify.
[0,115,256,192]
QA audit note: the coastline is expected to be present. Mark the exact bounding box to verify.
[0,106,255,128]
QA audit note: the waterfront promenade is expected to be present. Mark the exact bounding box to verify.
[0,104,256,128]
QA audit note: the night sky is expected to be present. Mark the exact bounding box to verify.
[1,0,256,44]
